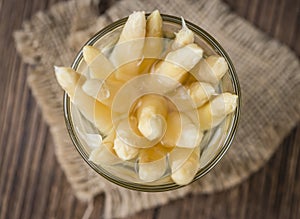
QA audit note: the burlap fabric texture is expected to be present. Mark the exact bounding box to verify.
[14,0,300,218]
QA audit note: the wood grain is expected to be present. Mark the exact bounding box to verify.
[0,0,299,218]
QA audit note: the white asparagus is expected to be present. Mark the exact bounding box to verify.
[77,130,102,149]
[82,79,107,100]
[197,92,238,131]
[138,143,171,182]
[162,111,203,148]
[89,131,121,165]
[188,82,216,108]
[170,146,200,185]
[54,66,113,135]
[82,45,115,79]
[194,55,228,85]
[139,10,163,73]
[146,10,163,38]
[110,11,146,81]
[82,75,124,107]
[114,136,139,160]
[206,55,228,79]
[54,66,81,98]
[154,43,203,85]
[82,46,125,107]
[136,95,168,141]
[114,117,156,149]
[172,17,194,50]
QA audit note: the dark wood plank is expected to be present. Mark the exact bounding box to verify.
[0,47,30,219]
[0,0,88,219]
[0,0,299,219]
[257,0,279,34]
[224,0,300,56]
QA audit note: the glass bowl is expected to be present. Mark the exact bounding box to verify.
[63,14,241,191]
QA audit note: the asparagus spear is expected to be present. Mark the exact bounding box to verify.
[197,92,238,131]
[170,146,200,185]
[138,143,171,182]
[172,17,194,50]
[54,66,113,135]
[139,10,163,73]
[187,82,216,108]
[82,45,115,79]
[136,94,168,141]
[110,11,146,81]
[162,111,203,148]
[89,131,121,165]
[154,43,203,86]
[194,55,228,85]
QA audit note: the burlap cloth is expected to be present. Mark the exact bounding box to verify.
[14,0,300,218]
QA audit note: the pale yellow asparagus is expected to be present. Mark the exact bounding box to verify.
[188,82,216,108]
[113,135,139,160]
[54,66,113,135]
[114,115,159,150]
[197,92,238,131]
[138,143,171,182]
[54,66,81,98]
[110,11,146,81]
[136,95,168,141]
[119,11,146,42]
[194,55,228,85]
[82,45,115,79]
[206,55,228,79]
[162,111,203,148]
[154,43,203,85]
[89,131,121,165]
[146,10,163,38]
[82,74,124,107]
[139,10,163,73]
[172,17,194,50]
[82,45,125,107]
[170,146,200,185]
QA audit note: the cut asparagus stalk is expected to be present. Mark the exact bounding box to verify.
[82,75,124,107]
[82,79,108,100]
[154,43,203,85]
[82,46,124,107]
[82,45,115,80]
[89,131,121,165]
[110,11,146,81]
[146,10,163,38]
[136,95,168,141]
[172,17,194,50]
[139,10,163,73]
[54,66,81,98]
[113,135,139,160]
[162,111,203,148]
[197,92,238,131]
[138,143,171,182]
[170,146,200,185]
[194,55,228,85]
[115,117,156,149]
[206,55,228,79]
[188,82,216,108]
[54,66,113,135]
[77,129,102,149]
[119,11,146,42]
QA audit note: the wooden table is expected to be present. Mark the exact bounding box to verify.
[0,0,299,218]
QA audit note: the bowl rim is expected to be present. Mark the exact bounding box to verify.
[63,14,241,192]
